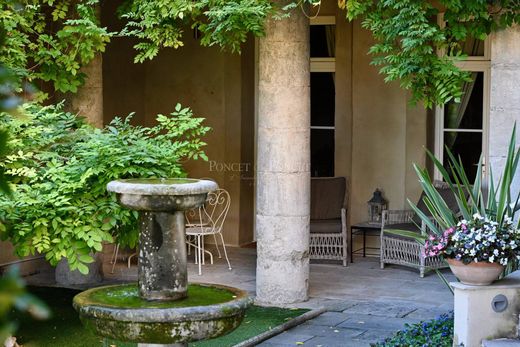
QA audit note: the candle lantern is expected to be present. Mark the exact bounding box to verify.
[368,189,388,223]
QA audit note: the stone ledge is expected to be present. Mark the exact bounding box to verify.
[482,338,520,347]
[451,272,520,291]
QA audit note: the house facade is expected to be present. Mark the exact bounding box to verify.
[1,1,519,305]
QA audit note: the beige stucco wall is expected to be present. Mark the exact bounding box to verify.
[350,21,427,225]
[101,1,426,249]
[314,2,427,228]
[102,3,256,246]
[346,19,428,253]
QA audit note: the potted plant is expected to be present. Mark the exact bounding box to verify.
[390,126,520,286]
[424,214,520,285]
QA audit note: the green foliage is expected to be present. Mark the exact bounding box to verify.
[385,127,520,287]
[0,267,50,343]
[372,312,453,347]
[120,0,520,106]
[120,0,274,62]
[345,0,520,107]
[0,18,50,345]
[0,0,111,94]
[2,0,519,107]
[0,102,210,273]
[411,126,520,237]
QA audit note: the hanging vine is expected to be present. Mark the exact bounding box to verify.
[0,0,518,106]
[0,0,111,96]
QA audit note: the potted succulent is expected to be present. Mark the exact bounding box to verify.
[390,126,520,286]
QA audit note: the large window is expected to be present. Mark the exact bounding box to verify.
[435,15,490,182]
[310,16,336,177]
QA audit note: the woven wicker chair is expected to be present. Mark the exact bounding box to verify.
[380,181,458,277]
[309,177,348,266]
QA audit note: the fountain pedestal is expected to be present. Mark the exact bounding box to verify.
[73,178,251,346]
[139,211,188,301]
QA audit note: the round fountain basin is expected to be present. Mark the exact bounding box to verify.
[107,178,218,211]
[73,283,251,344]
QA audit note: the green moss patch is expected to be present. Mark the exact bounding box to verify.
[192,306,309,347]
[87,283,235,309]
[13,286,308,347]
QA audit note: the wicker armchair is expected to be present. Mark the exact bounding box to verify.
[380,182,458,277]
[309,177,348,266]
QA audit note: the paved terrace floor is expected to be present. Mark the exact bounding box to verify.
[25,246,455,346]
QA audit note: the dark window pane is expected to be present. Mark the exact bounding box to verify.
[461,37,485,56]
[443,131,482,182]
[448,36,485,57]
[311,129,334,177]
[444,72,483,130]
[311,73,335,126]
[310,25,335,57]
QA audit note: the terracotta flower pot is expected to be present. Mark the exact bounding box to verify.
[447,258,504,286]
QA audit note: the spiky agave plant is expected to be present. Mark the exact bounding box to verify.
[412,125,520,238]
[387,125,520,289]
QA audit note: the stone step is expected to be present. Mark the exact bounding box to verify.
[482,338,520,347]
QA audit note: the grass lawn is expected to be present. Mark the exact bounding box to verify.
[13,286,308,347]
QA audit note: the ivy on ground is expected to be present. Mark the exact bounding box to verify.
[372,312,454,347]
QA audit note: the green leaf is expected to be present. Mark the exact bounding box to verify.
[78,254,94,264]
[77,262,89,275]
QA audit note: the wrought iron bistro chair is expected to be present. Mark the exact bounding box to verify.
[309,177,349,266]
[380,181,457,277]
[185,188,232,276]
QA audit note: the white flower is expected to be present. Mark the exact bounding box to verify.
[470,249,476,256]
[489,255,495,263]
[494,249,499,256]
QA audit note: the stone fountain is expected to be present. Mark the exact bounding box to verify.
[73,178,251,346]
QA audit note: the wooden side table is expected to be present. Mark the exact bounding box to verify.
[350,221,382,263]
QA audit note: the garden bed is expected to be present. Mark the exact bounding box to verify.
[372,312,453,347]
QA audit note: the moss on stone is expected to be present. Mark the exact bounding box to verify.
[88,283,235,309]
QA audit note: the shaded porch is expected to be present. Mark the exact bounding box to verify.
[25,245,455,311]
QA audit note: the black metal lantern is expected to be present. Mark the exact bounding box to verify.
[368,189,388,223]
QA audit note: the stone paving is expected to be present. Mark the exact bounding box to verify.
[259,299,449,346]
[25,245,455,346]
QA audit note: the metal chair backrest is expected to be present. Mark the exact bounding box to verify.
[185,177,218,226]
[202,189,231,232]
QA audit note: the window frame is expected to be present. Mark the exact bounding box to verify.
[434,14,491,181]
[309,16,336,177]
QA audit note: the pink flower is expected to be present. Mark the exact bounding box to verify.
[443,227,455,237]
